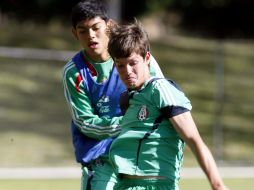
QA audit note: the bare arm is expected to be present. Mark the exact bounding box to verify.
[170,111,229,190]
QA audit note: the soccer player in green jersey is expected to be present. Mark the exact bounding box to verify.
[108,21,229,190]
[62,1,164,190]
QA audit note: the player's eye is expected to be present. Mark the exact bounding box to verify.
[116,64,125,69]
[78,29,88,34]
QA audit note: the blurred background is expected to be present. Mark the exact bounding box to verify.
[0,0,253,170]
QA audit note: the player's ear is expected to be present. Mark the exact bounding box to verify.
[145,52,151,63]
[106,19,118,37]
[107,19,117,28]
[72,27,78,40]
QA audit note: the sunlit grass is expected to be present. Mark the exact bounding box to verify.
[0,178,253,190]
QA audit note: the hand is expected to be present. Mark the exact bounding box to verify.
[212,183,230,190]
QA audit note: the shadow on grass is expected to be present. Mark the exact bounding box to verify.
[0,57,74,166]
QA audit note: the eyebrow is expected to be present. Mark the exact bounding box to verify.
[76,22,102,29]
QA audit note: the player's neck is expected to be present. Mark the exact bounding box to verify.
[84,50,110,63]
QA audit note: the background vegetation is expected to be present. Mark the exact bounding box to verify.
[0,0,253,38]
[0,21,253,167]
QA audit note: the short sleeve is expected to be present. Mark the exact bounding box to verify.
[152,79,192,118]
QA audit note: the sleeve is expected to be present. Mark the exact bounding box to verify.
[62,61,122,140]
[152,79,192,118]
[149,55,164,78]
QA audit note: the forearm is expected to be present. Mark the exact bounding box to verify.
[65,93,122,139]
[189,140,228,190]
[63,71,122,140]
[73,115,122,140]
[170,112,228,190]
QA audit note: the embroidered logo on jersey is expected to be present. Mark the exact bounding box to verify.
[97,95,110,114]
[138,105,149,121]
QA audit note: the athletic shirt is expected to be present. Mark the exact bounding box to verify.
[62,50,164,164]
[109,78,192,184]
[65,51,125,163]
[83,51,113,83]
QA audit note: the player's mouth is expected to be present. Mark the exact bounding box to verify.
[125,77,136,87]
[88,41,98,49]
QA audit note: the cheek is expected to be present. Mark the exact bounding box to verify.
[100,32,109,44]
[98,26,107,36]
[135,65,143,74]
[77,34,87,42]
[117,68,126,75]
[136,65,147,77]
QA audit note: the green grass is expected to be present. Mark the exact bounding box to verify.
[0,57,74,167]
[0,179,80,190]
[0,21,254,167]
[0,178,253,190]
[180,178,254,190]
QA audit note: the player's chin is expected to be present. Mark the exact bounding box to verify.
[126,83,138,90]
[87,46,100,53]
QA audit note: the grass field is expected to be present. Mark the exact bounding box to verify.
[0,178,253,190]
[0,21,254,167]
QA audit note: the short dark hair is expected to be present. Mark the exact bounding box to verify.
[108,20,150,59]
[71,0,109,28]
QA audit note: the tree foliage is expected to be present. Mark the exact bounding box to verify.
[0,0,253,38]
[0,0,80,23]
[169,0,254,38]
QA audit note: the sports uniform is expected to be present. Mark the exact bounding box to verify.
[62,50,163,190]
[109,78,192,190]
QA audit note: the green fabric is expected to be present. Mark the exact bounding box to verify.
[63,52,165,189]
[62,54,164,140]
[81,158,118,190]
[110,78,192,184]
[91,158,118,190]
[84,51,113,83]
[62,58,122,140]
[114,178,178,190]
[81,166,88,190]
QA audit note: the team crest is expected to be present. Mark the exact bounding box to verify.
[138,105,149,121]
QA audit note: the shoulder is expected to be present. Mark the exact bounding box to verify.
[150,78,180,91]
[149,55,164,78]
[63,51,82,73]
[149,78,186,100]
[63,60,78,77]
[146,78,191,111]
[157,78,182,91]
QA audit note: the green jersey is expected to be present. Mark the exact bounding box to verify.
[62,52,164,140]
[63,51,164,190]
[63,53,121,140]
[109,78,192,184]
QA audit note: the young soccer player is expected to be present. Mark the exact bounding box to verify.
[62,1,164,189]
[108,21,229,190]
